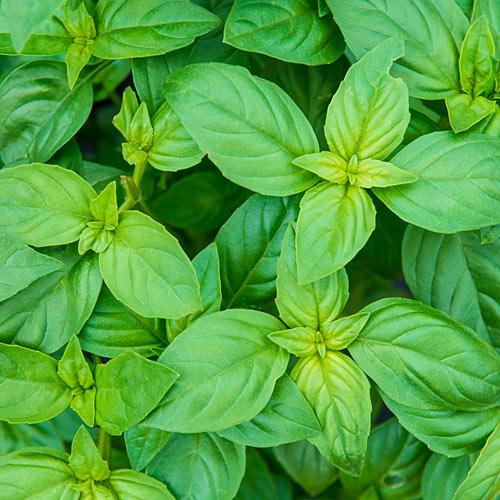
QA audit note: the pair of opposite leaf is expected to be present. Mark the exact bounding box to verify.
[0,425,175,499]
[0,163,202,320]
[269,222,372,477]
[0,336,178,436]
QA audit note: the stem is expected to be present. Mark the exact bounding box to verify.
[97,428,111,464]
[118,159,148,213]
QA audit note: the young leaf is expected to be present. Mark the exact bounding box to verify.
[99,210,202,319]
[422,455,471,500]
[276,222,349,329]
[164,62,319,196]
[453,422,500,500]
[0,343,71,423]
[108,469,176,500]
[403,226,500,348]
[216,194,300,309]
[350,298,500,412]
[375,132,500,233]
[0,447,77,500]
[144,310,289,432]
[446,93,496,133]
[340,418,430,499]
[296,182,376,283]
[0,61,93,165]
[352,159,417,188]
[381,391,500,457]
[292,151,349,184]
[2,0,64,52]
[273,441,338,496]
[268,327,317,357]
[166,243,222,341]
[148,101,204,172]
[147,432,245,500]
[68,426,110,481]
[0,246,102,354]
[328,0,468,99]
[217,373,321,447]
[0,164,96,247]
[95,351,179,435]
[79,286,166,358]
[0,234,62,302]
[125,424,171,471]
[92,0,221,59]
[57,336,95,427]
[322,312,371,351]
[224,0,344,65]
[459,16,496,98]
[292,351,372,476]
[324,38,410,162]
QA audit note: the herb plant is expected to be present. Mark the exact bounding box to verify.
[1,0,500,499]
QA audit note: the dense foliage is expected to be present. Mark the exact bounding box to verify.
[0,0,500,498]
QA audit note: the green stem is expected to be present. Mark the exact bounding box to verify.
[97,428,111,464]
[118,159,148,213]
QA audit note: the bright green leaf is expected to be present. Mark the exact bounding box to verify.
[108,469,176,500]
[322,312,371,351]
[446,93,496,133]
[125,424,171,472]
[422,454,471,500]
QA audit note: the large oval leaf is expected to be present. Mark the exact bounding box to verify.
[0,164,96,247]
[216,194,300,309]
[224,0,344,65]
[0,61,93,165]
[108,469,176,500]
[403,225,500,348]
[148,432,245,500]
[375,132,500,233]
[99,210,202,319]
[327,0,468,99]
[350,298,500,412]
[92,0,221,59]
[143,309,289,432]
[164,62,319,196]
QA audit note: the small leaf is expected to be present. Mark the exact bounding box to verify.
[352,159,417,188]
[68,426,109,481]
[322,312,371,351]
[95,351,179,435]
[296,182,376,283]
[90,182,119,228]
[446,93,496,132]
[268,327,317,357]
[125,424,171,472]
[66,42,93,90]
[292,151,348,184]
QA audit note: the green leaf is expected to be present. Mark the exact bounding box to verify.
[375,132,500,233]
[89,181,119,228]
[292,351,371,475]
[0,164,96,247]
[403,226,500,348]
[235,448,276,500]
[144,309,288,432]
[148,432,245,500]
[68,426,109,481]
[0,61,93,165]
[108,469,176,500]
[99,210,202,319]
[151,172,247,232]
[95,351,179,435]
[473,0,500,47]
[92,0,221,59]
[327,0,468,99]
[273,440,338,496]
[268,327,318,357]
[65,42,93,90]
[216,194,300,309]
[0,343,71,424]
[350,298,500,412]
[292,151,349,184]
[166,243,222,341]
[381,391,500,457]
[2,0,64,52]
[79,286,166,358]
[446,94,496,133]
[164,62,319,196]
[453,422,500,500]
[217,373,321,447]
[0,246,102,354]
[0,421,65,455]
[340,418,430,499]
[351,159,417,188]
[0,447,78,500]
[422,455,471,500]
[125,424,171,472]
[322,313,371,351]
[148,101,204,172]
[324,38,410,162]
[276,222,349,329]
[57,336,95,427]
[459,16,496,98]
[0,233,62,302]
[224,0,344,65]
[296,182,376,283]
